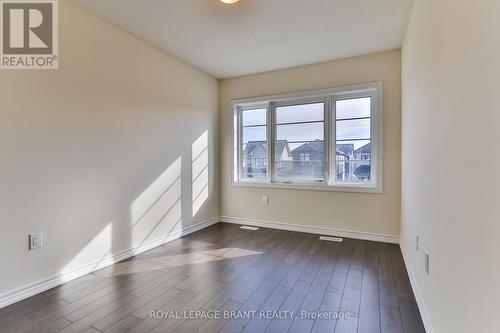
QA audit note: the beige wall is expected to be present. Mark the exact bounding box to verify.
[401,0,500,332]
[0,1,219,295]
[220,50,401,238]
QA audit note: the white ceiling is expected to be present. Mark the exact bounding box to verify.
[69,0,415,79]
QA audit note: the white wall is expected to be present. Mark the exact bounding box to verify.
[220,50,401,239]
[401,0,500,332]
[0,1,219,295]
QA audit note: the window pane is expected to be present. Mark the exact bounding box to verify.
[336,118,370,141]
[242,108,266,126]
[335,139,371,182]
[336,97,372,183]
[242,126,266,144]
[336,97,371,119]
[277,122,324,142]
[276,103,324,123]
[275,102,324,181]
[241,108,267,180]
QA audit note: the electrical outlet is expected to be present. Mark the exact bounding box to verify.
[416,234,419,251]
[29,232,42,250]
[262,196,268,205]
[425,252,430,275]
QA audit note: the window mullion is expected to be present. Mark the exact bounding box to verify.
[331,95,337,186]
[267,102,274,183]
[237,106,243,182]
[324,97,331,186]
[370,90,378,186]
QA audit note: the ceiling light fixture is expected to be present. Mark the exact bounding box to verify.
[220,0,240,4]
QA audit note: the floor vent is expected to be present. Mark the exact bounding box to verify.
[319,236,343,242]
[240,226,259,231]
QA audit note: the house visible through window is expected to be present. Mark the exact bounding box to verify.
[233,83,382,192]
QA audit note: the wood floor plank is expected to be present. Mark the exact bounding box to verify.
[102,315,142,333]
[311,291,343,333]
[241,285,291,333]
[399,300,426,333]
[147,281,227,332]
[380,304,404,333]
[379,280,399,307]
[389,246,416,303]
[333,240,366,333]
[57,294,137,333]
[197,300,242,333]
[265,280,311,333]
[92,286,178,331]
[221,279,279,332]
[357,242,381,333]
[288,317,315,333]
[41,317,73,333]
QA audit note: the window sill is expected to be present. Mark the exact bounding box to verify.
[230,181,382,194]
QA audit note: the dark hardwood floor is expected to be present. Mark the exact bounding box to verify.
[0,223,425,333]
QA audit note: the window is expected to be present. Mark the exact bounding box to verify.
[232,82,382,192]
[299,153,310,165]
[275,102,325,182]
[239,107,267,180]
[335,97,372,184]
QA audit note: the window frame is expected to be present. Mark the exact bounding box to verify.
[271,96,329,185]
[236,103,269,183]
[231,82,383,193]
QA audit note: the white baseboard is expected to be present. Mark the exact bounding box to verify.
[0,217,219,309]
[400,245,434,333]
[220,216,399,244]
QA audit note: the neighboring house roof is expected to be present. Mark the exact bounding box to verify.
[275,140,290,157]
[337,143,354,156]
[335,149,349,157]
[291,139,324,154]
[243,141,264,155]
[354,142,371,154]
[244,140,290,159]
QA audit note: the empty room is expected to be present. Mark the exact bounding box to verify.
[0,0,498,332]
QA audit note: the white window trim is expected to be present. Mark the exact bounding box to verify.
[231,82,383,194]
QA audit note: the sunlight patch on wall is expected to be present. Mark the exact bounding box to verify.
[62,223,112,274]
[192,130,209,216]
[131,157,182,247]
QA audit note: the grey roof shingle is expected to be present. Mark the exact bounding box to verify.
[354,143,371,154]
[291,139,324,154]
[243,140,290,159]
[337,143,354,156]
